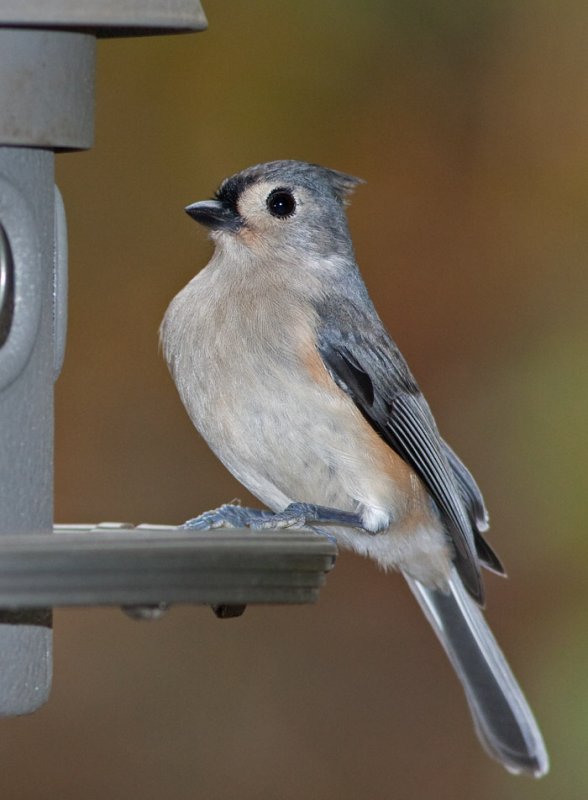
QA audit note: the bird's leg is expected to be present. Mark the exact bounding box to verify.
[253,502,367,531]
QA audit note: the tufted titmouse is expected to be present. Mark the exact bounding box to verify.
[160,160,548,777]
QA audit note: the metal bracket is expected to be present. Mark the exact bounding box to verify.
[0,2,212,717]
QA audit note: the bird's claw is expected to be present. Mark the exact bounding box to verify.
[183,504,273,531]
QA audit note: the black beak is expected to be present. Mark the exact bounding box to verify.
[184,200,241,232]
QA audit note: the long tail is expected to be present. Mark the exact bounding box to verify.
[404,569,549,777]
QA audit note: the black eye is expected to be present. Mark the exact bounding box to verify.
[266,188,296,218]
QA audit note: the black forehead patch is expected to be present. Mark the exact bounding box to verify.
[214,173,257,213]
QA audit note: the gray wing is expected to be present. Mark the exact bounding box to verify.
[317,312,501,603]
[441,438,488,532]
[441,438,505,576]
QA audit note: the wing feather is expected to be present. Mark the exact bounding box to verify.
[317,310,496,604]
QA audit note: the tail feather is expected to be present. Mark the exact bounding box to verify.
[405,570,549,777]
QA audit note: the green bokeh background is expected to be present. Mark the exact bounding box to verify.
[1,2,587,797]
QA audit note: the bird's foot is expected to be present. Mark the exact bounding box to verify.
[183,501,361,545]
[183,504,275,530]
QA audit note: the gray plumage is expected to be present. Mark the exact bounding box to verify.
[160,159,548,777]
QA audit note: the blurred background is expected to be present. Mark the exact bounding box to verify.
[1,1,586,797]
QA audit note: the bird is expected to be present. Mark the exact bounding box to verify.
[160,159,548,777]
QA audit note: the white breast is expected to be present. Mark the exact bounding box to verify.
[161,252,372,510]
